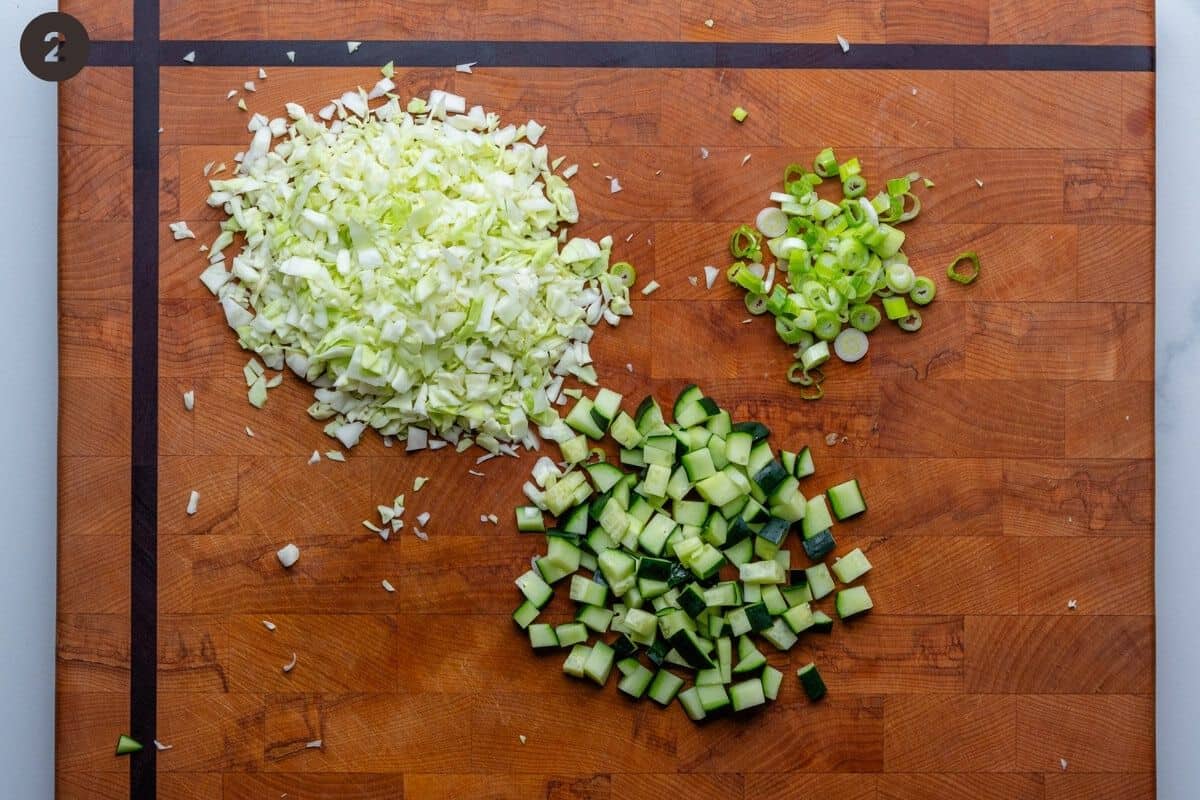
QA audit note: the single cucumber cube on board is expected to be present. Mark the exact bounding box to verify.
[782,601,815,634]
[528,623,559,648]
[611,635,638,660]
[730,677,766,711]
[797,662,827,700]
[565,397,605,439]
[743,602,774,631]
[742,581,762,605]
[623,607,657,640]
[583,640,615,685]
[831,547,873,584]
[782,583,813,607]
[563,644,591,678]
[805,563,836,600]
[794,446,815,478]
[515,506,545,532]
[761,617,798,651]
[801,495,835,539]
[512,600,540,629]
[678,686,706,720]
[535,555,573,585]
[647,669,685,705]
[739,560,787,585]
[516,570,554,608]
[717,636,733,683]
[569,574,608,606]
[761,584,788,616]
[554,622,588,647]
[826,479,867,520]
[835,585,874,619]
[618,661,655,699]
[609,411,642,449]
[696,683,731,713]
[802,529,837,562]
[576,603,614,633]
[761,664,783,701]
[733,635,767,674]
[560,434,590,464]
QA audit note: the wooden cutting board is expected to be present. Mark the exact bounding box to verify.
[56,1,1155,797]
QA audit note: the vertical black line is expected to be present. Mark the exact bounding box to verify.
[130,0,159,796]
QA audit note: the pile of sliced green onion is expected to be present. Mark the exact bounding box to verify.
[201,81,634,453]
[726,148,971,397]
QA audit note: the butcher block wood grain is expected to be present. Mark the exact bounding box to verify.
[58,3,1154,798]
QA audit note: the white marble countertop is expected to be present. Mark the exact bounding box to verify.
[0,1,1194,796]
[1154,2,1199,796]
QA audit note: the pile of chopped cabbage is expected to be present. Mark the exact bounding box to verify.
[200,84,632,453]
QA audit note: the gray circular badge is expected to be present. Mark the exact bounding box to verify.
[21,12,89,82]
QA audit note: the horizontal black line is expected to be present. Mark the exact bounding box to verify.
[88,40,135,66]
[155,40,1154,71]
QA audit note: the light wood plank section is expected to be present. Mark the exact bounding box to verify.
[1003,459,1153,537]
[965,615,1154,693]
[1016,695,1154,773]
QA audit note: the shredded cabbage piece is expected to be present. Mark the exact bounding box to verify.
[204,85,633,453]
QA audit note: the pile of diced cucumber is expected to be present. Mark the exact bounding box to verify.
[512,384,874,720]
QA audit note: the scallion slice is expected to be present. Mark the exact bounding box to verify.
[897,310,923,332]
[755,207,789,239]
[885,263,916,293]
[813,147,838,177]
[812,311,841,342]
[610,262,637,288]
[729,225,761,260]
[800,384,825,401]
[787,363,824,386]
[947,251,981,285]
[833,328,869,363]
[745,293,769,315]
[910,276,936,305]
[801,340,830,370]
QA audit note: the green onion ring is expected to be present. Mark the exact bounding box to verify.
[610,261,637,288]
[783,163,808,187]
[775,315,805,344]
[823,214,849,235]
[843,175,867,198]
[792,330,815,353]
[910,276,937,305]
[799,384,825,401]
[787,363,825,387]
[726,261,746,282]
[744,292,769,315]
[729,225,760,259]
[947,251,981,284]
[885,263,916,293]
[840,198,865,225]
[813,311,841,341]
[898,310,923,332]
[587,447,607,463]
[898,192,922,222]
[813,147,838,177]
[849,304,881,333]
